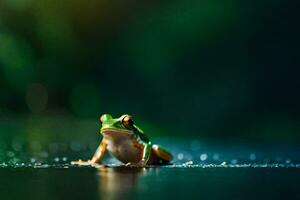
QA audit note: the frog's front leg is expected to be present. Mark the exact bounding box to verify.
[126,142,151,167]
[72,140,107,166]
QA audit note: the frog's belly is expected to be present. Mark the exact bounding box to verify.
[106,138,142,164]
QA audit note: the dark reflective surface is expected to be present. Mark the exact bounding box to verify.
[1,166,300,200]
[97,167,144,200]
[1,119,300,200]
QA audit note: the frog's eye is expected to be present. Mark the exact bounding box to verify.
[122,115,134,129]
[100,115,105,123]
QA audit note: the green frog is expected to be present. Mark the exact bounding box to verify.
[72,114,173,167]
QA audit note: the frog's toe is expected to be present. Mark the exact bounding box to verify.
[125,162,147,168]
[125,162,133,167]
[71,160,98,166]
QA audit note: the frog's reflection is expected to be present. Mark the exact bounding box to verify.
[96,166,147,200]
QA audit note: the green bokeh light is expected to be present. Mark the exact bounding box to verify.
[0,32,36,92]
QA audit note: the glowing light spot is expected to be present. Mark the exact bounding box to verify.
[70,142,81,152]
[54,157,60,162]
[40,151,49,158]
[200,153,208,161]
[34,162,42,166]
[0,32,36,91]
[12,139,23,151]
[6,151,15,157]
[231,159,238,164]
[221,161,227,166]
[213,153,219,160]
[177,153,184,160]
[184,161,193,165]
[249,153,256,161]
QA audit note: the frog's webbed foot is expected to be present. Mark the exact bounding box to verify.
[71,160,101,166]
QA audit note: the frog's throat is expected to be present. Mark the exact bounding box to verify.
[101,127,132,135]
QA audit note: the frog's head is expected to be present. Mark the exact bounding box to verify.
[100,114,135,137]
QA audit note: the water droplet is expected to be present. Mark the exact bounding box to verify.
[183,161,193,165]
[200,153,208,161]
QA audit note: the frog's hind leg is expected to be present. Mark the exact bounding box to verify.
[152,144,173,162]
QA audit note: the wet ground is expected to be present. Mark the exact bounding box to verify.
[1,138,300,200]
[1,166,300,200]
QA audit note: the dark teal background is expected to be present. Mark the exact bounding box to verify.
[0,0,299,142]
[1,2,300,200]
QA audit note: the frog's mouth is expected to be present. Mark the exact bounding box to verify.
[101,128,132,136]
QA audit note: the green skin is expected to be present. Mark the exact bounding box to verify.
[72,114,173,167]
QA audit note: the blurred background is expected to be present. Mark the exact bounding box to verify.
[0,0,299,149]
